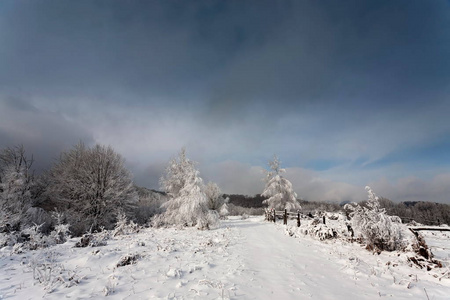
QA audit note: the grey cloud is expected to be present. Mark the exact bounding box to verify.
[200,160,265,195]
[202,161,450,205]
[370,175,450,204]
[285,168,365,203]
[129,160,167,191]
[200,160,366,202]
[0,96,95,172]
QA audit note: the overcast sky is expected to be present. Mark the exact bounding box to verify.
[1,1,449,203]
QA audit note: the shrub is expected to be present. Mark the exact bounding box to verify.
[345,186,404,252]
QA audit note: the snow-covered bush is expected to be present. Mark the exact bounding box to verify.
[1,225,70,252]
[0,230,19,248]
[49,224,71,245]
[47,210,71,245]
[156,148,218,229]
[113,211,139,236]
[262,155,301,211]
[21,224,47,250]
[226,204,264,216]
[75,229,110,248]
[306,223,337,240]
[2,213,70,251]
[345,186,404,252]
[207,210,220,226]
[23,207,53,233]
[288,218,340,241]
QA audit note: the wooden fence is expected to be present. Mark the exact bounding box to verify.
[408,226,450,232]
[265,209,302,227]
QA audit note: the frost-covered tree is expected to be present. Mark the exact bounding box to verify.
[262,155,301,211]
[0,145,34,230]
[219,201,230,218]
[204,181,227,211]
[345,186,403,252]
[160,148,191,199]
[47,143,137,235]
[156,149,217,229]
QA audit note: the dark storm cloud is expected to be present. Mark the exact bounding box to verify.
[1,0,448,108]
[205,0,450,116]
[0,1,205,101]
[0,0,285,102]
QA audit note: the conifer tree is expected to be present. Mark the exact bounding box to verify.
[157,148,217,229]
[262,155,301,211]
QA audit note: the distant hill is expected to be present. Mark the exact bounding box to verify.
[134,186,167,197]
[224,194,268,208]
[133,186,168,224]
[223,194,342,213]
[378,198,450,226]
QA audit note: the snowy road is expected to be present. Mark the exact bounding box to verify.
[226,218,382,300]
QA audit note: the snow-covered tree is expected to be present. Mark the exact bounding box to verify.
[47,143,137,235]
[156,149,217,229]
[219,201,230,218]
[262,155,301,211]
[160,148,192,199]
[0,145,34,230]
[204,181,227,211]
[345,186,403,252]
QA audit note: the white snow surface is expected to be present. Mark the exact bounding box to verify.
[1,216,449,299]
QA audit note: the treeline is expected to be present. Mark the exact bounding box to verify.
[2,143,448,240]
[225,193,342,211]
[0,144,167,237]
[224,194,267,208]
[226,193,450,225]
[377,198,450,226]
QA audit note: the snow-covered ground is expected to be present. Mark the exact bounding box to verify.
[1,216,449,299]
[421,230,450,267]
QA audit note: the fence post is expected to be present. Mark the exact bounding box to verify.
[297,210,301,227]
[273,209,276,223]
[323,215,326,225]
[283,209,287,225]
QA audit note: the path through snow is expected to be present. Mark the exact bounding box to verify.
[228,218,387,299]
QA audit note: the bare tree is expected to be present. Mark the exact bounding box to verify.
[204,182,227,210]
[48,142,137,235]
[0,145,34,230]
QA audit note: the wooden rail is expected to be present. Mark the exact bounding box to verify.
[408,227,450,232]
[265,209,302,227]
